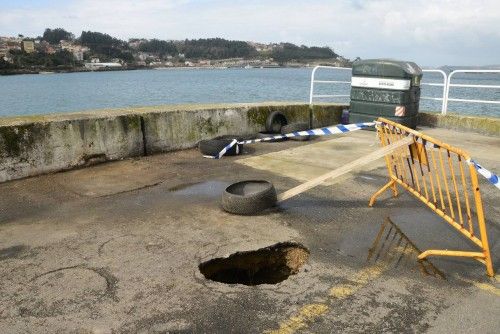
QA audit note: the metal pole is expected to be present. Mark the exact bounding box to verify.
[443,71,454,115]
[309,66,319,105]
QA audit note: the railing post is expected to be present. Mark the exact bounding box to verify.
[444,69,500,116]
[309,66,318,105]
[421,69,448,115]
[308,66,352,107]
[443,71,455,116]
[439,70,447,114]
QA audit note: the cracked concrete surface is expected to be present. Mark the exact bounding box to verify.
[0,127,499,333]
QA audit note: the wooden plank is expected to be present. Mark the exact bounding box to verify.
[277,136,413,202]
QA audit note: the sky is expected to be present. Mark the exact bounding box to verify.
[1,0,499,66]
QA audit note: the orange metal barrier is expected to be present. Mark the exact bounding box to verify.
[369,117,494,277]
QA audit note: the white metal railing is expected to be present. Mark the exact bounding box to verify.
[309,66,351,104]
[419,69,447,113]
[443,70,500,115]
[309,65,500,115]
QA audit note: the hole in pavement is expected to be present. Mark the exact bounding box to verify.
[199,242,309,285]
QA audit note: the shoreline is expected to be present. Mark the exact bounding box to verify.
[0,64,321,76]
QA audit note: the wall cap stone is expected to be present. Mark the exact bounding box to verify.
[0,102,346,127]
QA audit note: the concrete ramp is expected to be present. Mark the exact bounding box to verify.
[236,132,382,185]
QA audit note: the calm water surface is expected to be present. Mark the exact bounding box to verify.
[0,68,498,117]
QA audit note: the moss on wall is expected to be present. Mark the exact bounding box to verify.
[196,115,227,136]
[247,103,345,129]
[312,105,344,127]
[247,106,273,126]
[0,123,49,158]
[0,127,22,157]
[247,105,311,127]
[278,105,310,123]
[119,114,141,133]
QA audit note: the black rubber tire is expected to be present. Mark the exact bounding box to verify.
[265,111,288,133]
[256,131,286,143]
[216,134,242,141]
[216,134,257,142]
[281,122,311,141]
[215,135,245,150]
[198,138,241,156]
[221,180,277,215]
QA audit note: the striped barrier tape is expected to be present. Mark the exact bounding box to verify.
[382,126,500,191]
[205,122,500,192]
[238,122,376,145]
[466,159,500,190]
[206,122,377,159]
[394,134,500,191]
[203,139,238,159]
[403,135,500,191]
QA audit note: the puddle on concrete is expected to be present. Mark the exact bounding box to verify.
[168,182,203,192]
[199,242,310,285]
[169,181,228,197]
[367,217,445,279]
[0,245,29,261]
[357,175,377,181]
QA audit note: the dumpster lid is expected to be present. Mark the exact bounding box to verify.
[352,59,422,79]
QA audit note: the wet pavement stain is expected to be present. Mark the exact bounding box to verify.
[167,182,203,192]
[265,217,446,334]
[169,180,229,197]
[367,217,445,279]
[18,265,120,318]
[0,245,30,261]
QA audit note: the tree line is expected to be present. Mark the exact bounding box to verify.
[271,43,339,63]
[179,38,257,59]
[2,28,340,72]
[1,50,76,72]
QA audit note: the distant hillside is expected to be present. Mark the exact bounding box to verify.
[1,28,347,74]
[439,65,500,72]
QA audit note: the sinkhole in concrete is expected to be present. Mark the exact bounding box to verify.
[198,242,309,285]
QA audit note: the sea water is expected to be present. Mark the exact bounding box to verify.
[0,67,498,117]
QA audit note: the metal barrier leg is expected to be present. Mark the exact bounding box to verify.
[470,164,495,277]
[391,182,399,197]
[485,254,495,277]
[418,250,485,260]
[418,250,494,276]
[369,179,396,207]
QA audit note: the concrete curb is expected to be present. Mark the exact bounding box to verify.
[418,112,500,137]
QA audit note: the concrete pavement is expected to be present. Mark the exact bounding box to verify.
[0,126,499,333]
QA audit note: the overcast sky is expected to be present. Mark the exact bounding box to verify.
[1,0,499,66]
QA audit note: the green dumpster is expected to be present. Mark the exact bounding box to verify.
[349,59,422,129]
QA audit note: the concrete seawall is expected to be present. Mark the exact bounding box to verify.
[418,112,500,137]
[0,103,343,182]
[0,103,498,183]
